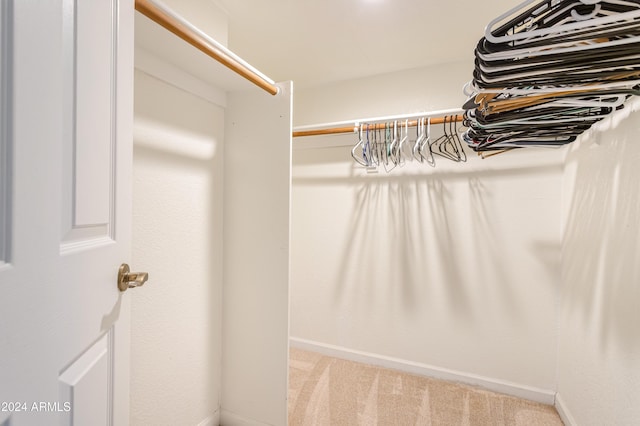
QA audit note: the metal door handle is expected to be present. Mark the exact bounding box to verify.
[118,263,149,292]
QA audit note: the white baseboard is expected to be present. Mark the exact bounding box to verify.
[290,337,556,406]
[197,409,220,426]
[219,410,272,426]
[555,393,577,426]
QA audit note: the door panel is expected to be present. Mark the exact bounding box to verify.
[0,1,133,425]
[61,0,117,248]
[0,0,12,267]
[73,0,114,228]
[59,331,113,426]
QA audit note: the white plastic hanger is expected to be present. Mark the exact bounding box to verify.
[484,0,640,44]
[463,78,640,96]
[476,51,640,75]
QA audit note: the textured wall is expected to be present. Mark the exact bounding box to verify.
[131,70,224,426]
[293,61,473,127]
[291,63,564,394]
[558,101,640,425]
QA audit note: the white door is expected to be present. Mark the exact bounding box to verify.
[0,0,134,425]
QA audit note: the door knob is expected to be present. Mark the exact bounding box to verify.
[118,263,149,292]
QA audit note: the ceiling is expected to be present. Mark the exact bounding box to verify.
[214,0,524,88]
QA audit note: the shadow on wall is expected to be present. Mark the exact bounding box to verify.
[293,146,563,324]
[562,102,640,353]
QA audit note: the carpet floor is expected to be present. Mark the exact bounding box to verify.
[289,348,564,426]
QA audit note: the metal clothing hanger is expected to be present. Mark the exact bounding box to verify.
[419,118,436,167]
[412,117,426,162]
[351,124,369,167]
[383,123,397,172]
[396,120,409,166]
[430,116,462,162]
[452,117,467,162]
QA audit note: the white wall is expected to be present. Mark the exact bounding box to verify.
[132,73,293,426]
[221,83,292,426]
[131,1,229,424]
[557,101,640,425]
[131,69,224,426]
[294,61,473,127]
[291,62,565,399]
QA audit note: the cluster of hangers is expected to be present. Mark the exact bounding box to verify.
[351,116,466,171]
[462,0,640,153]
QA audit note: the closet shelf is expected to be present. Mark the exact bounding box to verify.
[135,0,278,95]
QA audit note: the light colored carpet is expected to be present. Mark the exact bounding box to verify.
[289,348,564,426]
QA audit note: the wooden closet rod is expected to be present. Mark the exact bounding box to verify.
[292,114,464,137]
[135,0,279,96]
